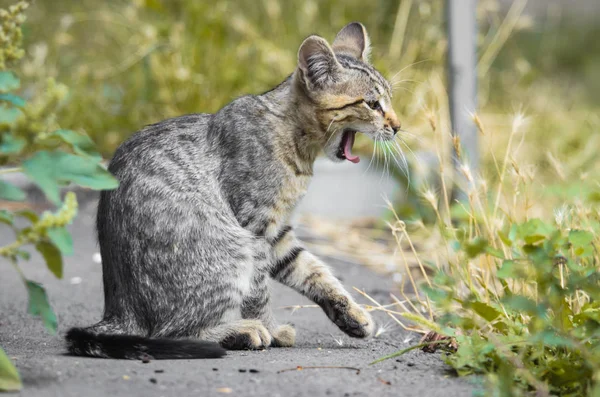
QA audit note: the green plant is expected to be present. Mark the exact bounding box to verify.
[0,2,118,391]
[371,109,600,395]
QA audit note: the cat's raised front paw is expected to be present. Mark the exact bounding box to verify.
[338,304,374,338]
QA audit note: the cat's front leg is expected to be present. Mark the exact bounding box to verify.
[269,227,374,338]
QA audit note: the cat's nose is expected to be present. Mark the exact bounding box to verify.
[386,111,401,135]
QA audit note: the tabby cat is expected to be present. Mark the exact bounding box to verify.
[66,22,401,359]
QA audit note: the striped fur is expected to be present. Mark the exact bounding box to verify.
[65,22,398,359]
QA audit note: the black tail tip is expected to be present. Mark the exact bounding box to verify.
[65,327,227,359]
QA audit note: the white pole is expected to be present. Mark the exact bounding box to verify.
[447,0,478,202]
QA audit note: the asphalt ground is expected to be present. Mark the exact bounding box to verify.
[0,192,476,397]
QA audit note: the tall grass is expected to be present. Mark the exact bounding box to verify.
[372,105,600,395]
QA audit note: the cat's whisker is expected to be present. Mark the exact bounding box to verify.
[391,78,421,87]
[397,128,417,138]
[396,136,421,170]
[381,142,388,182]
[388,141,405,173]
[324,116,342,146]
[397,130,424,145]
[388,59,432,83]
[325,126,340,147]
[380,140,389,183]
[364,141,378,175]
[392,140,410,185]
[392,85,416,95]
[386,142,395,182]
[387,141,406,182]
[374,141,380,174]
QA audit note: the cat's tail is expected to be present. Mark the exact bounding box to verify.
[65,327,226,360]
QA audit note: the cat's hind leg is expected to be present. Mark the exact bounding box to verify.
[199,319,272,350]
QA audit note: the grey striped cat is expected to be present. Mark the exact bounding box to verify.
[66,22,401,359]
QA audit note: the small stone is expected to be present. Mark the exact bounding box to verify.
[212,368,218,371]
[154,369,164,373]
[249,369,259,373]
[149,378,157,384]
[407,362,415,367]
[238,369,247,373]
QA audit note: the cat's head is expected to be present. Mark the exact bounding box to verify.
[295,22,400,164]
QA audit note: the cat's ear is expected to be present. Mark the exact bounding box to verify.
[297,35,341,89]
[332,22,371,63]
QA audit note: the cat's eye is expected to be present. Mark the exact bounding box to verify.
[367,100,383,114]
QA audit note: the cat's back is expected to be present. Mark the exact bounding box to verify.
[108,113,213,177]
[99,112,226,217]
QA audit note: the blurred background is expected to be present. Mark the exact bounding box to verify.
[6,0,600,249]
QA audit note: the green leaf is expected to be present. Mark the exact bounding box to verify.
[519,219,553,241]
[497,260,517,279]
[531,329,574,347]
[15,209,38,223]
[0,93,25,107]
[498,230,512,247]
[0,180,26,201]
[423,284,449,303]
[25,280,57,334]
[50,129,102,160]
[35,241,63,278]
[485,246,505,259]
[0,106,22,124]
[508,224,518,242]
[0,134,26,154]
[450,204,471,222]
[22,150,119,205]
[144,0,165,11]
[502,295,539,315]
[16,250,30,260]
[0,210,13,225]
[587,191,600,203]
[0,347,21,392]
[470,301,501,322]
[46,226,73,255]
[524,234,546,244]
[463,237,489,258]
[0,71,20,92]
[568,230,594,248]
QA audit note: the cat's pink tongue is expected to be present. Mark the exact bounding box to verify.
[344,131,360,163]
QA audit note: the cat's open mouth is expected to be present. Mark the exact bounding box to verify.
[336,130,360,163]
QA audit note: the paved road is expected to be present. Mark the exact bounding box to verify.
[0,192,475,397]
